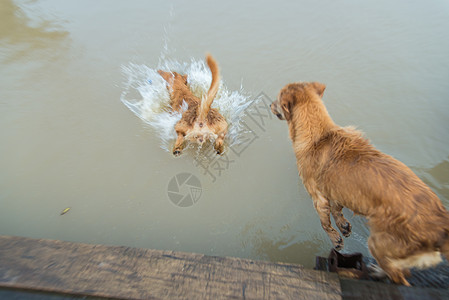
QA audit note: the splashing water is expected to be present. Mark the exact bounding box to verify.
[121,58,256,154]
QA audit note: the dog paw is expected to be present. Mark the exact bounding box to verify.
[340,222,352,237]
[333,236,344,250]
[216,148,224,155]
[368,263,387,279]
[214,143,224,155]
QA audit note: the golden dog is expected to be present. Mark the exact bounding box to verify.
[271,81,449,285]
[158,54,227,156]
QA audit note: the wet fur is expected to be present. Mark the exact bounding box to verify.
[158,55,227,156]
[271,82,449,286]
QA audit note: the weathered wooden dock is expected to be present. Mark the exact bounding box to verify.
[0,236,339,299]
[0,235,448,299]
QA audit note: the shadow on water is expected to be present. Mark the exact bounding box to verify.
[0,0,69,62]
[240,217,325,268]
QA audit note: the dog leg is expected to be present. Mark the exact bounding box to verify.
[330,201,352,237]
[214,132,226,155]
[441,236,449,263]
[368,234,411,286]
[313,193,344,250]
[173,132,185,156]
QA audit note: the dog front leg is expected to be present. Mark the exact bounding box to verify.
[313,193,344,250]
[173,132,185,156]
[330,201,352,237]
[214,132,226,155]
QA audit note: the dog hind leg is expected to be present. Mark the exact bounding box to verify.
[330,201,352,237]
[441,235,449,263]
[368,233,411,286]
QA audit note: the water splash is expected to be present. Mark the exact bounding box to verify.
[121,58,255,154]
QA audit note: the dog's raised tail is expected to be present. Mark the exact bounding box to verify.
[199,54,220,121]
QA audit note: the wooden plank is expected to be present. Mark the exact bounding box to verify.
[0,236,341,300]
[340,278,449,300]
[0,287,102,299]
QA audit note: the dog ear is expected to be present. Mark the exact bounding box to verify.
[157,70,173,83]
[311,82,326,98]
[182,74,188,84]
[281,101,291,121]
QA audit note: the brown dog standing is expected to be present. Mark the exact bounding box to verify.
[158,55,227,156]
[271,81,449,285]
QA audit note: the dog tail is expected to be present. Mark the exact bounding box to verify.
[199,54,220,121]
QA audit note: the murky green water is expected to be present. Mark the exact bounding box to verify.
[1,0,448,268]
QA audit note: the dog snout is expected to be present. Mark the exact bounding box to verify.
[271,101,285,120]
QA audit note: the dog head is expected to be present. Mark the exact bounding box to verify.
[179,106,218,146]
[185,121,218,146]
[271,82,326,121]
